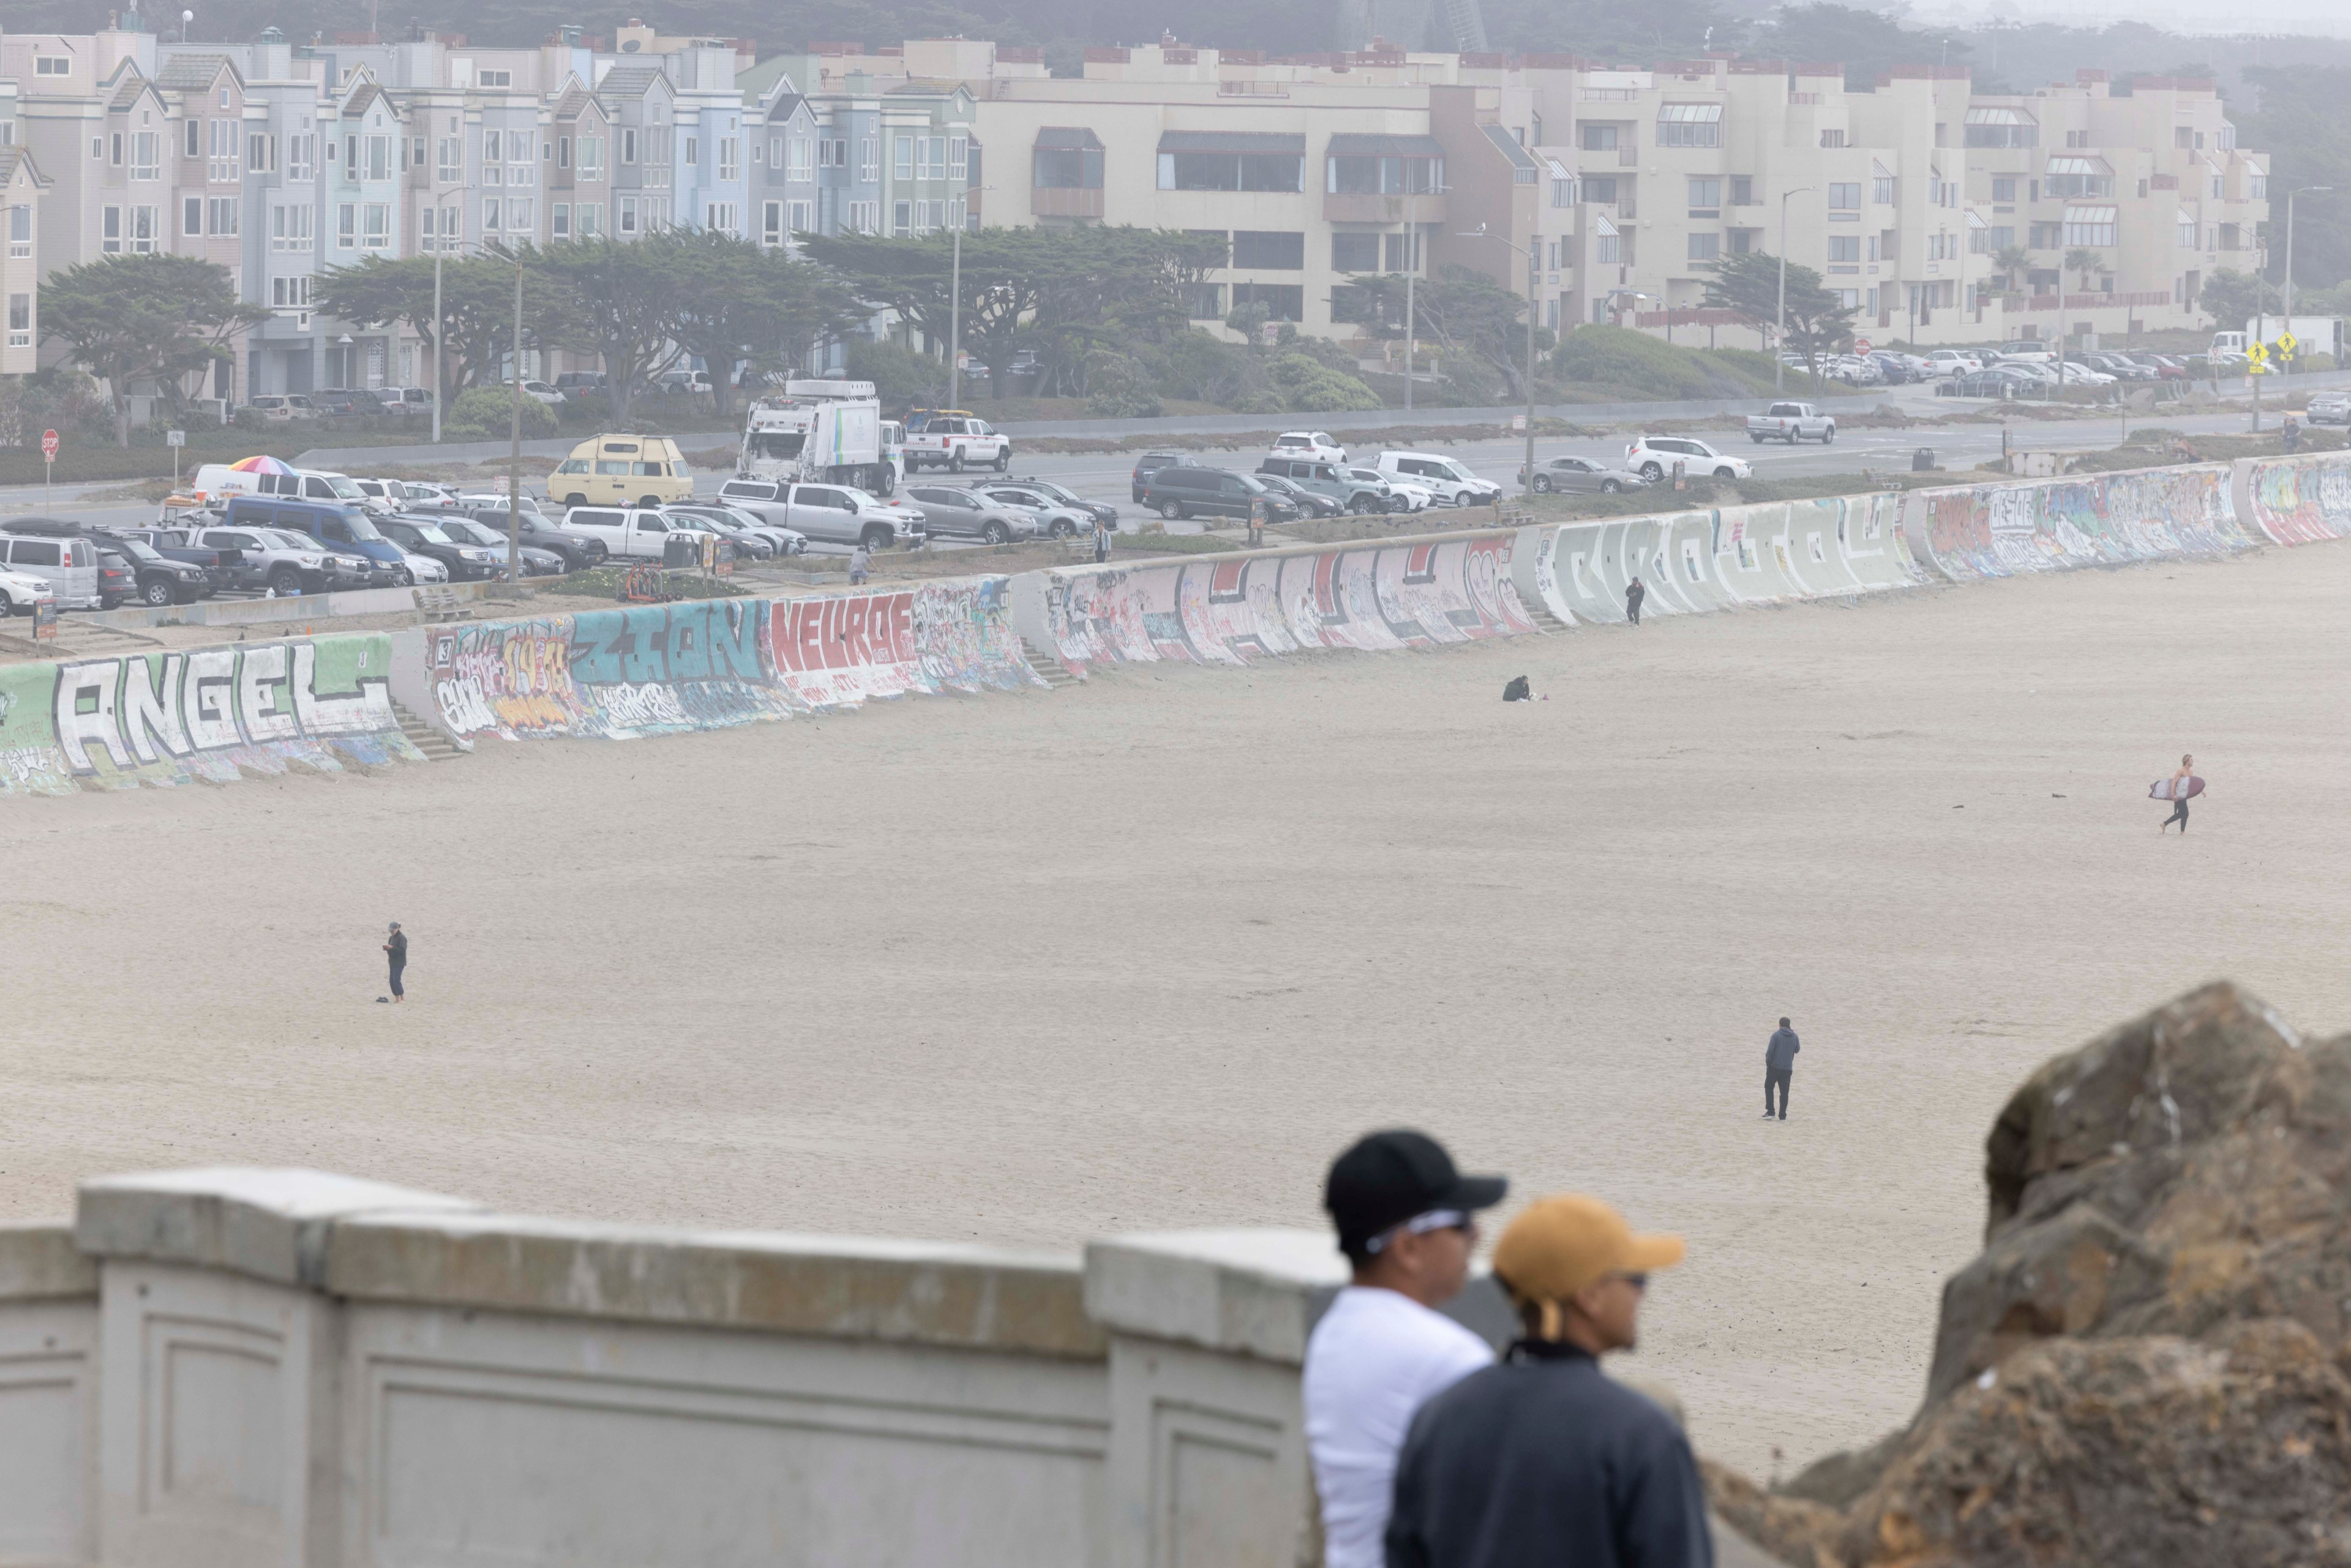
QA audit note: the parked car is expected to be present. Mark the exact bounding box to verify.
[2123,353,2191,381]
[219,498,408,585]
[2304,389,2351,426]
[1519,455,1648,494]
[508,379,568,407]
[458,498,607,569]
[664,503,805,558]
[1940,367,2041,399]
[1924,349,1985,376]
[1254,471,1342,517]
[400,550,451,585]
[971,482,1093,538]
[1003,476,1117,529]
[902,410,1013,473]
[900,485,1044,544]
[1144,465,1281,523]
[712,478,923,551]
[554,372,607,394]
[176,525,339,596]
[1256,456,1392,514]
[1348,465,1424,512]
[1745,402,1837,445]
[378,515,508,582]
[0,565,55,615]
[2054,361,2117,386]
[0,532,106,609]
[244,394,317,421]
[560,506,717,562]
[1374,451,1501,506]
[309,389,367,416]
[437,516,568,576]
[93,535,212,604]
[1131,452,1202,503]
[1270,430,1348,465]
[93,549,135,609]
[1623,436,1752,482]
[351,477,430,508]
[548,434,691,507]
[659,506,773,561]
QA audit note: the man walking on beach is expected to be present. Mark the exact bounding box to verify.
[382,921,407,1003]
[2161,753,2195,835]
[1625,574,1645,625]
[1764,1016,1799,1120]
[1385,1193,1710,1568]
[1303,1130,1507,1568]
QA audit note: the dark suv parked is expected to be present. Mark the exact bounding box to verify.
[1141,465,1292,523]
[1131,452,1202,503]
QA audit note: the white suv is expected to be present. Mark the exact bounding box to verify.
[1374,451,1501,508]
[0,566,54,615]
[1624,436,1752,482]
[1271,430,1348,465]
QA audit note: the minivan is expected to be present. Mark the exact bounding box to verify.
[548,435,692,507]
[1255,457,1391,514]
[1143,466,1282,523]
[0,533,100,609]
[223,497,408,583]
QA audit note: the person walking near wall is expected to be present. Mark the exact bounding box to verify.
[1302,1130,1508,1568]
[381,921,407,1003]
[1625,575,1646,626]
[1385,1193,1709,1568]
[848,544,871,586]
[1764,1016,1799,1120]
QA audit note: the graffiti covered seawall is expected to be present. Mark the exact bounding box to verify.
[1034,535,1534,674]
[0,634,418,795]
[427,581,1041,742]
[1904,465,2250,581]
[2237,452,2351,546]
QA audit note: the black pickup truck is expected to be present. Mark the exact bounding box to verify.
[100,527,240,597]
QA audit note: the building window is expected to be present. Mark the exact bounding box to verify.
[2063,206,2117,247]
[1232,230,1305,269]
[1687,178,1720,216]
[36,56,72,75]
[1385,232,1420,272]
[131,130,157,179]
[552,202,571,237]
[211,118,240,181]
[1730,175,1752,205]
[110,132,125,167]
[577,203,602,236]
[1581,123,1619,151]
[363,202,389,250]
[102,206,122,254]
[706,201,738,235]
[788,199,812,234]
[271,204,314,251]
[1332,231,1378,272]
[1327,155,1441,195]
[186,118,202,159]
[271,274,313,309]
[7,293,29,348]
[685,135,699,168]
[249,133,277,172]
[762,200,782,244]
[2178,213,2197,248]
[1688,231,1720,261]
[619,195,637,233]
[7,205,28,258]
[1655,103,1722,148]
[579,136,604,179]
[1992,176,2016,203]
[895,134,914,179]
[1826,234,1861,272]
[482,197,501,233]
[718,137,738,181]
[620,128,638,165]
[1596,233,1619,264]
[1820,130,1847,149]
[367,135,391,181]
[508,198,533,233]
[130,205,158,253]
[287,133,313,181]
[478,69,512,87]
[950,136,969,179]
[849,200,880,234]
[184,195,204,236]
[1828,182,1861,212]
[1872,174,1895,205]
[789,138,812,179]
[1728,228,1755,255]
[1183,282,1224,320]
[891,200,912,236]
[1229,282,1304,321]
[438,136,462,181]
[1159,151,1305,193]
[1033,142,1104,189]
[858,138,879,182]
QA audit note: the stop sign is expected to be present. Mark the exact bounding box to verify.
[1852,337,1873,354]
[40,429,58,461]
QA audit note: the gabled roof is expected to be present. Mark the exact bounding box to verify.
[762,91,811,127]
[103,64,163,113]
[0,145,52,192]
[155,53,240,92]
[595,65,673,102]
[340,78,397,119]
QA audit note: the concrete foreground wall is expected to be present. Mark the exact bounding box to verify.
[0,1167,1406,1568]
[2,452,2346,796]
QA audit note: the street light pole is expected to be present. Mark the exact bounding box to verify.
[2284,185,2331,377]
[1460,222,1539,497]
[1403,185,1417,414]
[506,241,524,587]
[946,187,995,410]
[1775,186,1814,394]
[430,184,449,443]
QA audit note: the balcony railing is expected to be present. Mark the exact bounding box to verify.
[1032,187,1103,219]
[1323,191,1447,225]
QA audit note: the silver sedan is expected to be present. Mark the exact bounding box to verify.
[1518,456,1651,495]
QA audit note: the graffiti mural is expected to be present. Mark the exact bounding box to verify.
[1042,536,1535,673]
[2243,454,2351,547]
[0,634,416,795]
[770,580,1041,708]
[1913,466,2251,580]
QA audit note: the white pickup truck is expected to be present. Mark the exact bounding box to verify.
[713,478,925,551]
[558,506,717,563]
[1745,402,1837,444]
[901,411,1013,473]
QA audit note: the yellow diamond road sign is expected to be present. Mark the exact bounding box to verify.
[2278,331,2298,354]
[2247,341,2270,364]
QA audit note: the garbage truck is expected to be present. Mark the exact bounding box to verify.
[737,380,899,495]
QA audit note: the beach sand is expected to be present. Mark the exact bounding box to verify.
[5,538,2349,1477]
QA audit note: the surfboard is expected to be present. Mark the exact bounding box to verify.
[2149,776,2205,801]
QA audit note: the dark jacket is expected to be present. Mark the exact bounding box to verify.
[1385,1341,1714,1568]
[386,931,408,965]
[1766,1027,1800,1071]
[1626,579,1646,605]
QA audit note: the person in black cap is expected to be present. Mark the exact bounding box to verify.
[1302,1130,1508,1568]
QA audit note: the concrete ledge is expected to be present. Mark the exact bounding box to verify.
[1084,1228,1346,1364]
[75,1166,481,1286]
[75,578,517,633]
[0,1221,98,1300]
[328,1209,1106,1358]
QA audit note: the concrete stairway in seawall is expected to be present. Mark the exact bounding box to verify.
[392,700,470,760]
[1021,638,1082,689]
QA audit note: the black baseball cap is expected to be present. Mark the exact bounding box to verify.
[1324,1130,1507,1256]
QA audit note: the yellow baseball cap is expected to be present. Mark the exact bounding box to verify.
[1492,1195,1686,1304]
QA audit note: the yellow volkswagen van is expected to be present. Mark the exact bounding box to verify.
[549,435,692,507]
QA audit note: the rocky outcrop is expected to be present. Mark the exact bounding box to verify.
[1711,981,2351,1567]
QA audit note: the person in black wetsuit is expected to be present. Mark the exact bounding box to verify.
[1625,576,1646,625]
[383,921,408,1002]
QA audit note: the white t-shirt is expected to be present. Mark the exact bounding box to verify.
[1302,1286,1496,1568]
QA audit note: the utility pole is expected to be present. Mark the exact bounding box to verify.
[430,184,449,443]
[947,219,963,409]
[1776,186,1814,393]
[507,242,524,586]
[1460,222,1539,495]
[1403,184,1418,413]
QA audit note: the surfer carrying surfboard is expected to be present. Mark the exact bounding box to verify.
[2160,754,2197,834]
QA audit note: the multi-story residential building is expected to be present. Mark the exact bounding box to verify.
[0,145,48,375]
[748,81,819,249]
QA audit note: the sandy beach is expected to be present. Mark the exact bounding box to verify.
[4,539,2349,1477]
